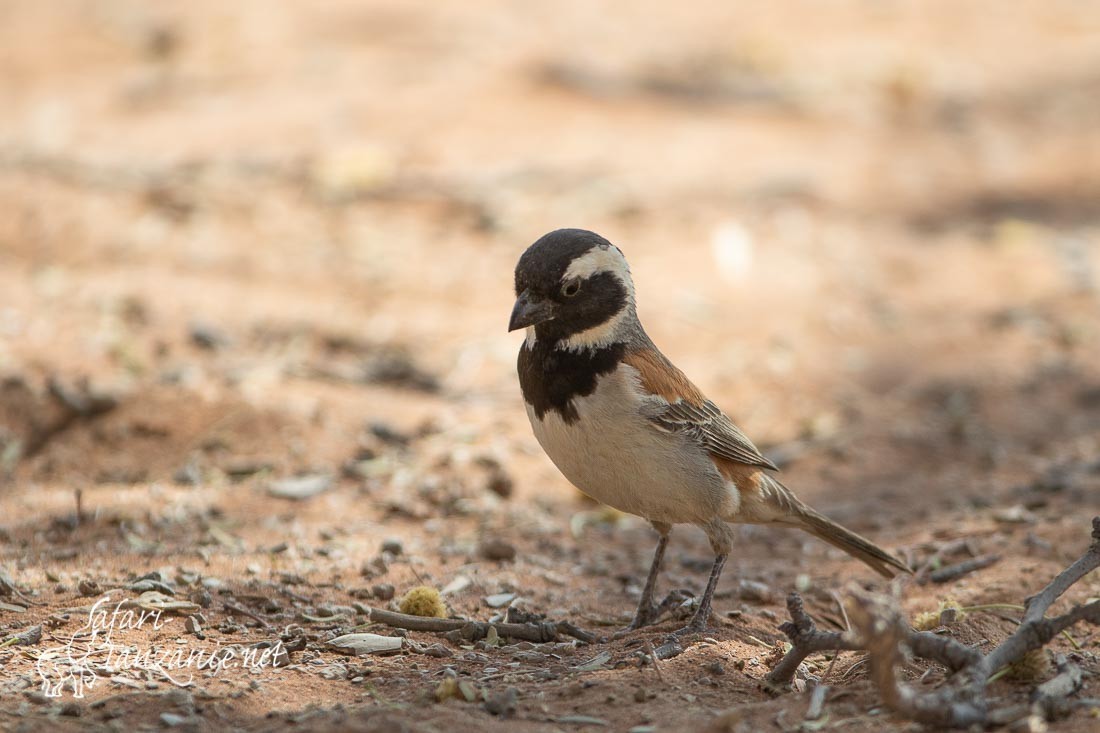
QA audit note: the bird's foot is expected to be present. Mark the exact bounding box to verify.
[614,610,657,637]
[668,615,710,640]
[666,600,714,640]
[612,589,692,639]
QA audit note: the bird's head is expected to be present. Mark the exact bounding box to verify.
[509,229,637,350]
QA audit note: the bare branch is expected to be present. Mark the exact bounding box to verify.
[223,601,273,629]
[1031,655,1085,721]
[907,630,982,672]
[928,554,1000,584]
[913,538,974,584]
[1020,516,1100,624]
[361,606,596,644]
[847,592,987,728]
[765,516,1100,729]
[764,593,862,688]
[985,525,1100,675]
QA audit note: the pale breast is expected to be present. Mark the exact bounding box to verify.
[525,364,737,525]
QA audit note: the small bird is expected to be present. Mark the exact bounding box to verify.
[509,229,910,636]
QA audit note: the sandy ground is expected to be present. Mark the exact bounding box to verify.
[1,1,1100,731]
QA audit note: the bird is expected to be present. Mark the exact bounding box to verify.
[508,228,911,637]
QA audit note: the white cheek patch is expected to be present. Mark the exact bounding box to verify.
[560,244,637,352]
[561,309,630,352]
[554,242,642,352]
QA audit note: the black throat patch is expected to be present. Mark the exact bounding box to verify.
[518,340,626,424]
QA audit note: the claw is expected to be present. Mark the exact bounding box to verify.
[612,589,694,638]
[668,618,708,639]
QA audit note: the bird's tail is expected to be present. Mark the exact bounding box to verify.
[790,507,911,578]
[742,473,912,578]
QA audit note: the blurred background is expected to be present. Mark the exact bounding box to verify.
[2,0,1098,491]
[1,0,1099,727]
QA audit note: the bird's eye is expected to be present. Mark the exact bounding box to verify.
[561,279,581,297]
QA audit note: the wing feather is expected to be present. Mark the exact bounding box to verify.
[623,346,777,471]
[652,398,778,471]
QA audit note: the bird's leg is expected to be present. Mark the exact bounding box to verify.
[672,553,728,637]
[624,532,668,629]
[616,526,675,634]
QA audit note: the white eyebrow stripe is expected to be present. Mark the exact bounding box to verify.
[564,245,629,280]
[563,246,634,298]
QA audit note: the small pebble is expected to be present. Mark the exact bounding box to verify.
[160,712,189,727]
[441,576,472,595]
[478,539,517,562]
[77,579,100,597]
[738,579,773,603]
[994,505,1037,524]
[189,322,229,350]
[486,469,514,498]
[484,686,518,717]
[484,593,516,608]
[190,589,213,608]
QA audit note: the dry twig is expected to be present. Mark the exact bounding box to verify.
[359,606,595,644]
[644,639,667,683]
[766,516,1100,728]
[928,554,1001,584]
[764,593,863,689]
[223,602,273,629]
[912,537,974,584]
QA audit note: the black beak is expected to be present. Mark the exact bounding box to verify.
[508,290,555,332]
